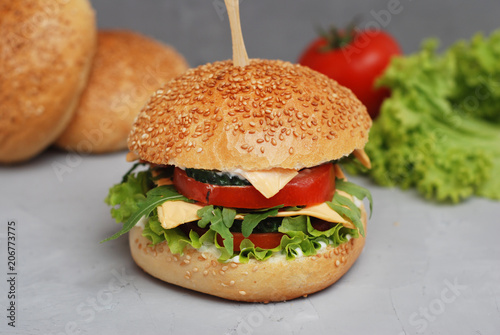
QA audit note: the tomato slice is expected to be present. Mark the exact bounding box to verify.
[173,163,336,209]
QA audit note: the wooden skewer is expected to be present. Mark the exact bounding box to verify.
[334,164,347,181]
[126,151,139,162]
[353,149,372,169]
[224,0,249,67]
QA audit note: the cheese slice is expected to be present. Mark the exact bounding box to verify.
[157,201,202,229]
[155,197,356,230]
[237,168,298,198]
[151,169,174,186]
[156,177,173,186]
[275,203,355,229]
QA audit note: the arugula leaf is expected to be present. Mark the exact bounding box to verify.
[197,205,215,228]
[222,207,237,228]
[282,205,306,212]
[327,192,365,237]
[241,206,282,237]
[336,179,373,217]
[102,185,187,242]
[197,206,235,255]
[279,216,308,234]
[205,207,234,255]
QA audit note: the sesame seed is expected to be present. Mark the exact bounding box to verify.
[128,59,371,168]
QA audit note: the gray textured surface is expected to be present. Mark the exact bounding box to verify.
[0,151,499,335]
[93,0,500,66]
[1,1,500,334]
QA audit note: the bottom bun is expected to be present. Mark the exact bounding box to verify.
[129,206,367,302]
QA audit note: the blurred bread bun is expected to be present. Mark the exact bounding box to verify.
[0,0,97,164]
[55,30,189,153]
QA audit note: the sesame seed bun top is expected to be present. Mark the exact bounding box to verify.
[128,59,372,171]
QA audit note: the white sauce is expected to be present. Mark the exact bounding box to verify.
[293,247,304,258]
[135,216,148,229]
[227,255,241,263]
[353,196,363,208]
[216,169,247,181]
[198,243,222,259]
[317,240,328,249]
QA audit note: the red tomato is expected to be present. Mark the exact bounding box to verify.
[299,29,401,118]
[173,163,336,209]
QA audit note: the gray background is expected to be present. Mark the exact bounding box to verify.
[93,0,500,67]
[1,1,500,334]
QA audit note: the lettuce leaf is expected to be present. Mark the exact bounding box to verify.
[328,178,373,237]
[105,170,152,224]
[105,169,370,262]
[103,171,188,242]
[348,31,500,202]
[143,215,359,262]
[336,179,373,216]
[241,205,282,237]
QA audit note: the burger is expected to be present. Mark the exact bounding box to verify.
[104,59,373,302]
